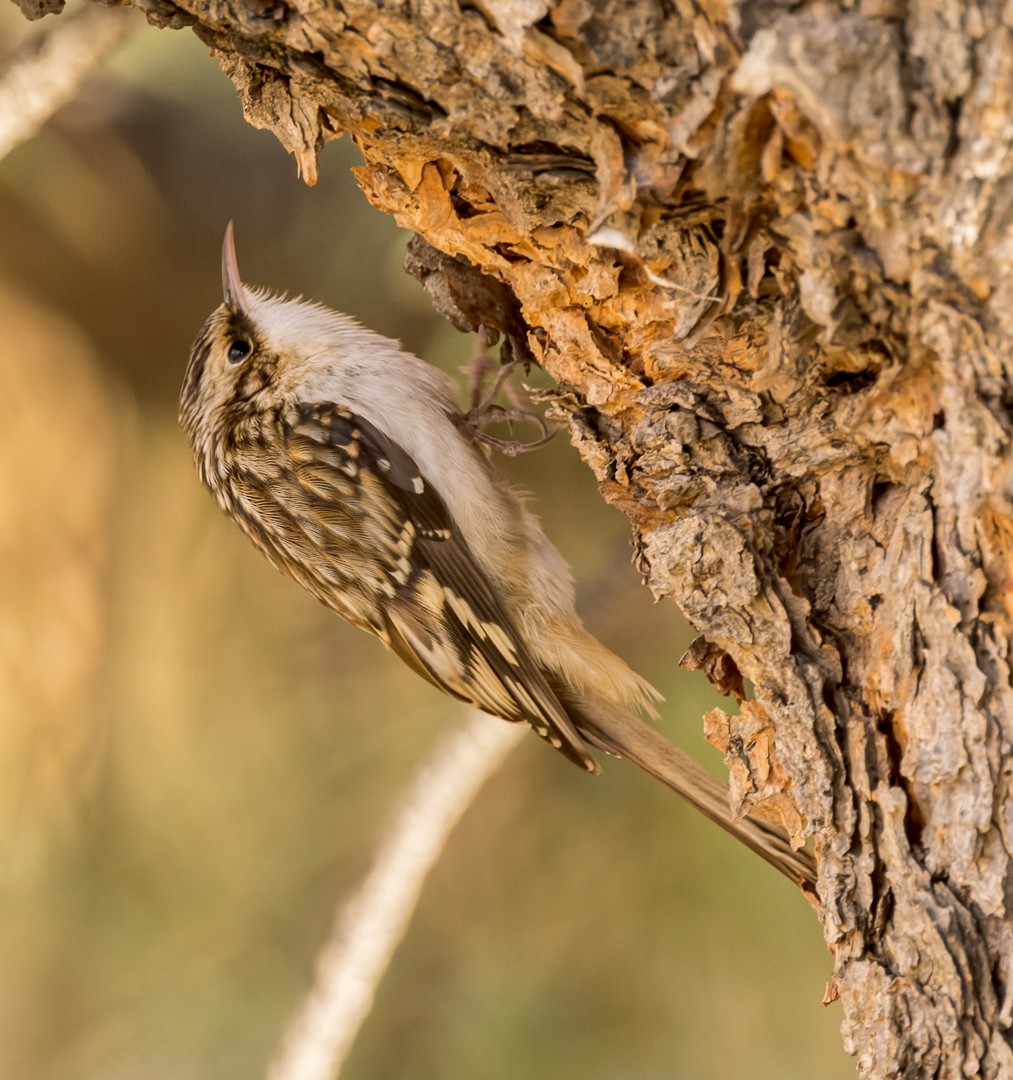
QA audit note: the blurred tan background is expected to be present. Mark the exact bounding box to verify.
[0,6,851,1078]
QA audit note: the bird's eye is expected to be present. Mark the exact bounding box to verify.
[227,339,252,364]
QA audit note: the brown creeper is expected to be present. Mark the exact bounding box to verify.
[179,223,816,892]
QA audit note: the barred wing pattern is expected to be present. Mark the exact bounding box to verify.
[283,403,599,772]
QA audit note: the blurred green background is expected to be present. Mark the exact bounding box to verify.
[0,6,851,1078]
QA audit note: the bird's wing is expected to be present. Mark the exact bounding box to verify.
[284,402,598,772]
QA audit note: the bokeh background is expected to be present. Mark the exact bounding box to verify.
[0,6,852,1078]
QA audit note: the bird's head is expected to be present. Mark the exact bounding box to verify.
[179,223,359,461]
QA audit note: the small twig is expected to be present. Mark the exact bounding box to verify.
[266,710,524,1080]
[0,4,138,162]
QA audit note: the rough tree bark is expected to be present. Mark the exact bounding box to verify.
[47,0,1013,1075]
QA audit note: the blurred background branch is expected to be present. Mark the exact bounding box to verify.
[0,3,137,161]
[268,711,523,1080]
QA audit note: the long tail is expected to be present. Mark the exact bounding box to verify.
[571,698,818,897]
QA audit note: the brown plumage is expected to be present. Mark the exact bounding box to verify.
[179,223,816,893]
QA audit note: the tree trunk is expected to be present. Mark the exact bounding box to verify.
[102,0,1013,1074]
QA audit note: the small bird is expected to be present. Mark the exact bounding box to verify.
[179,223,816,893]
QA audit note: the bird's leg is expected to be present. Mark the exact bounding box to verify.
[463,331,504,413]
[461,334,556,457]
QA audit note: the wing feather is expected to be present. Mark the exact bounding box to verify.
[284,402,598,772]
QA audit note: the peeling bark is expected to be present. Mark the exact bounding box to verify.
[60,0,1013,1074]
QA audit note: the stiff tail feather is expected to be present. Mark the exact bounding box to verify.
[569,697,818,896]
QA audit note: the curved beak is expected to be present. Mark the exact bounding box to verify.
[221,221,246,309]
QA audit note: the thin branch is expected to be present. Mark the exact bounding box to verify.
[266,710,525,1080]
[0,3,138,162]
